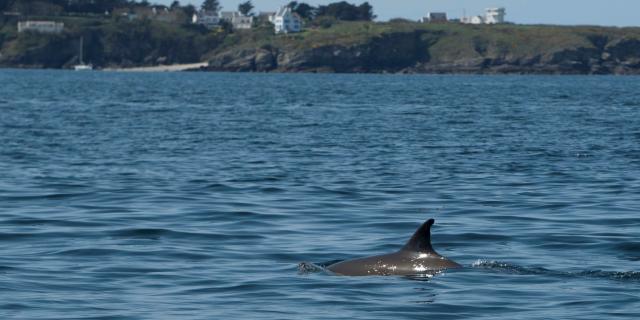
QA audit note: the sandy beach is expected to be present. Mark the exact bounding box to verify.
[103,62,208,72]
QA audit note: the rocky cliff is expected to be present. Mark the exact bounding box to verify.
[206,23,640,75]
[3,17,640,74]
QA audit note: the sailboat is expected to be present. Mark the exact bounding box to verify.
[74,37,93,71]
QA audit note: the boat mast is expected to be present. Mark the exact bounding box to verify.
[79,37,84,65]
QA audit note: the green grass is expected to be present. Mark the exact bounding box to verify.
[276,22,639,66]
[219,20,640,56]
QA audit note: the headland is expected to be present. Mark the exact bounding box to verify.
[1,1,639,74]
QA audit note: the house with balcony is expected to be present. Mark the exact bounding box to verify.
[219,11,253,30]
[192,10,220,29]
[272,6,302,34]
[462,7,506,24]
[484,7,506,24]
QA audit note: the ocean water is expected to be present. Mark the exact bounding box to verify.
[1,70,639,319]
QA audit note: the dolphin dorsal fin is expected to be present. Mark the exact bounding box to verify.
[402,219,436,253]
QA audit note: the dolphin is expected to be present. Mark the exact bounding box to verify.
[327,219,461,276]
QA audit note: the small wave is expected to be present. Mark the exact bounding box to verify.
[404,273,437,281]
[472,260,554,275]
[456,233,512,242]
[108,228,174,239]
[614,241,640,253]
[445,120,475,125]
[0,303,29,310]
[108,228,231,241]
[260,186,285,193]
[202,183,242,191]
[472,260,640,282]
[54,248,213,260]
[3,218,105,227]
[139,107,178,113]
[297,262,326,274]
[0,231,74,241]
[39,182,89,189]
[0,192,92,201]
[0,265,16,272]
[297,259,346,274]
[55,248,127,256]
[311,186,360,197]
[576,270,640,281]
[289,122,321,128]
[226,176,285,183]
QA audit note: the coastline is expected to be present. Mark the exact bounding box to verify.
[102,62,209,72]
[3,21,640,75]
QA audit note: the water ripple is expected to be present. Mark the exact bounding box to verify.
[1,72,639,320]
[472,260,640,282]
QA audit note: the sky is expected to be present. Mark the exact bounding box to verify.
[162,0,638,27]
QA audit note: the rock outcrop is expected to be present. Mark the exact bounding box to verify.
[205,29,640,75]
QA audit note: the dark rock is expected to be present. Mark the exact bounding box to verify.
[605,38,640,61]
[203,29,640,75]
[254,49,276,71]
[209,49,257,71]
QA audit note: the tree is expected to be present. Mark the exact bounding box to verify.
[170,1,181,10]
[201,0,220,12]
[357,2,375,21]
[287,1,316,20]
[59,0,133,14]
[316,1,375,21]
[182,4,196,18]
[238,1,253,16]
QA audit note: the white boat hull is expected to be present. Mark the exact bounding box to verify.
[74,64,93,71]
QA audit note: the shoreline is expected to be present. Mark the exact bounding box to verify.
[2,65,640,75]
[102,62,209,72]
[1,66,639,75]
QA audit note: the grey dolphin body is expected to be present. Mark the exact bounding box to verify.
[327,219,461,276]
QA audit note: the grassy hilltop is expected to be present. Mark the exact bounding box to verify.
[2,11,640,73]
[207,20,640,74]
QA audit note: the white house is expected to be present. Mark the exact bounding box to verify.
[192,10,220,29]
[219,11,253,29]
[421,12,448,23]
[462,15,485,24]
[17,21,64,33]
[462,7,506,24]
[485,7,506,24]
[273,6,302,34]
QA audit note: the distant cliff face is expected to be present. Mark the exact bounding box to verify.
[2,18,640,74]
[208,31,432,73]
[206,24,640,75]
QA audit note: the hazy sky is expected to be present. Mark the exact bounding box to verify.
[163,0,637,27]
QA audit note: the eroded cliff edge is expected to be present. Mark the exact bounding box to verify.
[206,22,640,74]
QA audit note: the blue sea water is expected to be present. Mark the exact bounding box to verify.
[1,70,639,319]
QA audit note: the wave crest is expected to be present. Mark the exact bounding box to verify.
[472,259,640,281]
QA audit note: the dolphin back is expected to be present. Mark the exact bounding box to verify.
[326,219,460,276]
